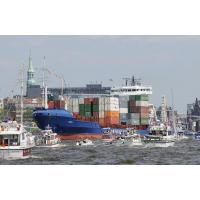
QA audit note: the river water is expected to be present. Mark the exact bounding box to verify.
[1,138,200,165]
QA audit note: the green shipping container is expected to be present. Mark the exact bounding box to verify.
[85,104,92,112]
[140,117,149,125]
[129,95,136,100]
[79,104,85,116]
[93,104,99,112]
[80,110,85,116]
[79,104,85,111]
[129,95,149,101]
[85,112,91,117]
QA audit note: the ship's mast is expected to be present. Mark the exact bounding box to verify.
[44,85,48,109]
[61,76,64,100]
[42,57,46,107]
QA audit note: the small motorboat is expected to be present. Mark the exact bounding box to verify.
[34,128,61,147]
[131,134,143,146]
[143,135,175,148]
[184,130,196,137]
[76,139,93,146]
[102,133,116,143]
[194,132,200,140]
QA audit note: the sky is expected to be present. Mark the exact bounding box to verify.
[0,35,199,113]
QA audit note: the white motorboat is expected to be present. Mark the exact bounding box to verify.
[102,133,116,143]
[130,134,143,146]
[0,122,35,159]
[143,135,175,148]
[194,132,200,140]
[76,139,93,146]
[0,68,35,159]
[34,127,61,147]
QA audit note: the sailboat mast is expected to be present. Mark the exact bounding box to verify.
[171,89,176,135]
[61,77,64,99]
[20,66,24,125]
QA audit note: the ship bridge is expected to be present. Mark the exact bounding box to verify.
[110,85,152,96]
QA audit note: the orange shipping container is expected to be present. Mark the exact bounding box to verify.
[104,111,119,118]
[104,116,119,125]
[98,118,105,127]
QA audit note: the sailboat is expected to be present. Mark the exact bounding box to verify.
[0,66,35,159]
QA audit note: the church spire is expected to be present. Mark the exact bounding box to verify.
[28,50,34,72]
[27,51,36,87]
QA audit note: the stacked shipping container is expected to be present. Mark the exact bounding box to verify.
[48,100,65,109]
[48,95,149,127]
[119,96,129,125]
[74,97,120,127]
[104,97,120,126]
[128,95,149,125]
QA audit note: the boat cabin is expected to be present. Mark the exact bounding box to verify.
[0,123,24,147]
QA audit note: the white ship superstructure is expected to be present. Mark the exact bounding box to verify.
[110,76,152,96]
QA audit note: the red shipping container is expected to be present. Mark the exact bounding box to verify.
[53,100,65,109]
[73,112,79,118]
[93,112,99,118]
[104,116,120,126]
[84,98,94,104]
[139,106,149,113]
[93,98,99,105]
[128,100,136,107]
[48,101,55,109]
[129,106,139,113]
[129,106,149,113]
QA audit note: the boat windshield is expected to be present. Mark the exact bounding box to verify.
[0,134,20,146]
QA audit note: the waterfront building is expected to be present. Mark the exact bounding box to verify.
[187,98,200,131]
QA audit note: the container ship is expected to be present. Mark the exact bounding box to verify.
[33,108,103,140]
[33,77,152,139]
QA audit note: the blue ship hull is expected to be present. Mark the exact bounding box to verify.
[32,108,103,140]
